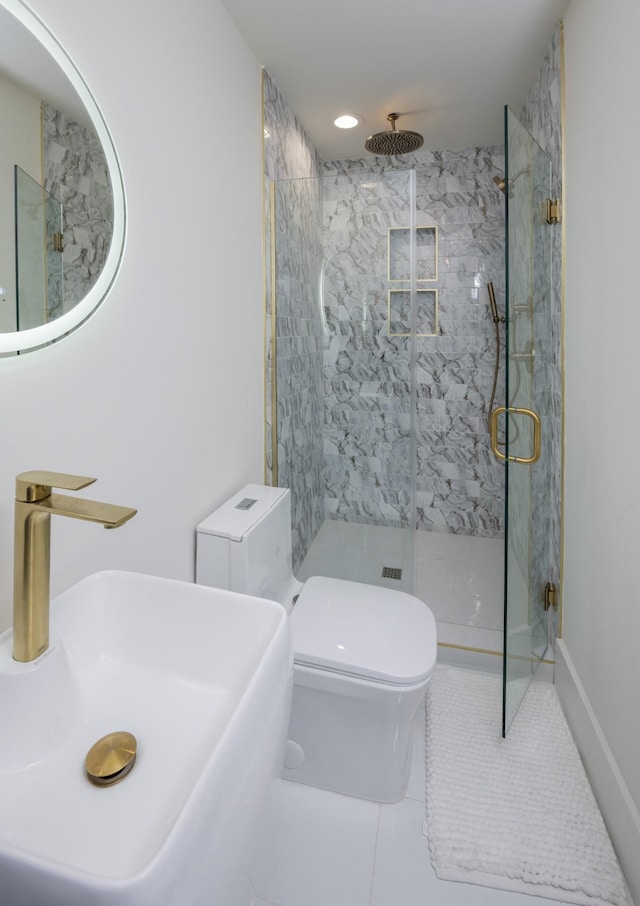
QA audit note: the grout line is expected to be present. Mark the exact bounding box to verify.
[367,804,383,906]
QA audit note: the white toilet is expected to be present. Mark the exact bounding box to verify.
[196,484,437,803]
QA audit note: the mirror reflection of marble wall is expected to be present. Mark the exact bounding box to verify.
[0,1,126,354]
[1,57,111,333]
[43,103,112,316]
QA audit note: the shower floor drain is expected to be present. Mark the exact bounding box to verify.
[382,566,403,580]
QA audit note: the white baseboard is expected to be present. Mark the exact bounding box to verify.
[555,639,640,906]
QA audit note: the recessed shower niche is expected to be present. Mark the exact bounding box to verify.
[387,226,438,336]
[388,226,437,282]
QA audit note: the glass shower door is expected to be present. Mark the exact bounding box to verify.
[498,107,553,735]
[271,169,417,591]
[14,165,63,330]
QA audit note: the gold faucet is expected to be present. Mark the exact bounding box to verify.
[13,471,137,663]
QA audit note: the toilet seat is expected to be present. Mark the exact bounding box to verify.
[290,576,437,686]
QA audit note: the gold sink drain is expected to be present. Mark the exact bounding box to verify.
[85,731,137,787]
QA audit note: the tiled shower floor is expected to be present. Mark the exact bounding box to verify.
[297,520,504,659]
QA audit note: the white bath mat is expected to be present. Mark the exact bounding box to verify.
[425,665,630,906]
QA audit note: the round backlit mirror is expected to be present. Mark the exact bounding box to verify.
[0,0,125,354]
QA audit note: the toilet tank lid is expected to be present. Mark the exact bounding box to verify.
[196,484,289,542]
[291,576,437,685]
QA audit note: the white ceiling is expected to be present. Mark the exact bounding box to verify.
[221,0,569,161]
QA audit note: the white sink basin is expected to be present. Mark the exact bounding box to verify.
[0,571,292,906]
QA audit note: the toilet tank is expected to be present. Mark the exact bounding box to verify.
[196,484,298,606]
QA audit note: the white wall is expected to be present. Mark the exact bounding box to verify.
[0,74,41,332]
[0,0,264,631]
[563,0,640,896]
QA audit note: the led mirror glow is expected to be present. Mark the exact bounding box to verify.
[0,0,126,355]
[334,114,361,129]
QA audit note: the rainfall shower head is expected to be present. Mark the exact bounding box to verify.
[365,113,424,156]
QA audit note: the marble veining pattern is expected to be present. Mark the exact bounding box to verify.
[263,70,324,571]
[264,21,562,629]
[518,22,563,647]
[42,104,112,318]
[322,148,506,537]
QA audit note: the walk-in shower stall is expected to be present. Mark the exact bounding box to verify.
[266,109,559,733]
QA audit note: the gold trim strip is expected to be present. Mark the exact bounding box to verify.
[558,18,566,640]
[438,642,556,667]
[270,179,278,486]
[261,68,279,487]
[40,102,45,185]
[261,68,268,485]
[438,641,555,666]
[438,642,501,657]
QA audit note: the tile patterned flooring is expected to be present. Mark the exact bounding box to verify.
[268,522,574,905]
[249,699,576,906]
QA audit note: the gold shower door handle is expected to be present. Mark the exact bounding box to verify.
[490,406,541,464]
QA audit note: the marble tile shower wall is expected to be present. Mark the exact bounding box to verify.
[264,16,561,579]
[321,168,413,528]
[274,179,325,570]
[323,149,507,537]
[519,22,563,645]
[503,109,545,647]
[43,104,112,318]
[262,70,325,571]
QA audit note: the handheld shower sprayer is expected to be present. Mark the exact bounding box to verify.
[486,282,505,435]
[487,281,499,323]
[485,283,522,448]
[487,281,504,324]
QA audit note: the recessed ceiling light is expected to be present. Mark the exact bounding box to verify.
[334,114,362,129]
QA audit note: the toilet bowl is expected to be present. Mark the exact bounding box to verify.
[196,484,437,803]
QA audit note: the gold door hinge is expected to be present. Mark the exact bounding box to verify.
[546,199,561,225]
[52,232,64,252]
[544,582,557,611]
